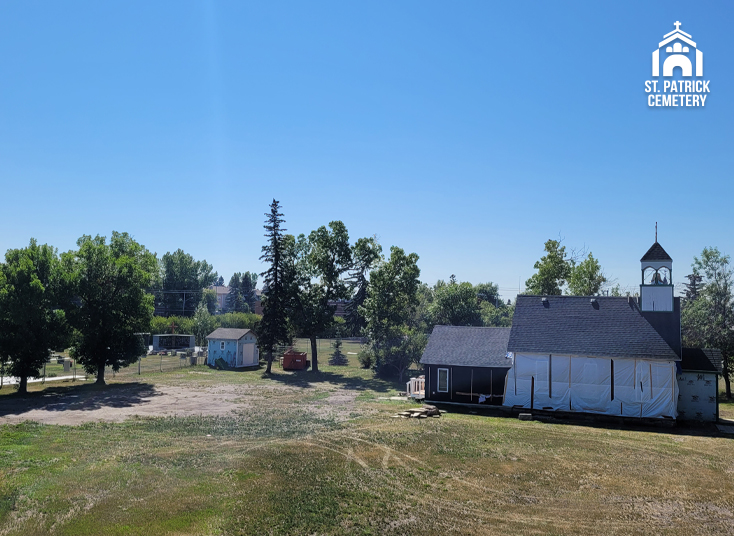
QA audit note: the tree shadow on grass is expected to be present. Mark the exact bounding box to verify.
[0,382,161,418]
[262,368,404,394]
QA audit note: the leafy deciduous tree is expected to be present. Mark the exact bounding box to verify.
[361,247,423,381]
[429,278,482,326]
[567,252,607,296]
[345,237,382,336]
[525,239,572,295]
[0,240,69,394]
[158,249,217,316]
[681,247,734,399]
[291,222,352,373]
[63,232,156,385]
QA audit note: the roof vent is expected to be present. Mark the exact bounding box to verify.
[590,298,597,304]
[541,297,547,303]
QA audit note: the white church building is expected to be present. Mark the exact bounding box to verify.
[503,241,721,421]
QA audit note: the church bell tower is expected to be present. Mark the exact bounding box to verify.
[640,235,674,312]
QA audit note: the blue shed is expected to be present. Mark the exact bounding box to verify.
[206,328,259,368]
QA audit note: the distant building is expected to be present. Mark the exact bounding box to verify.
[208,284,230,312]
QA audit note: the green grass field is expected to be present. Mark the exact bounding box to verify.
[1,344,734,535]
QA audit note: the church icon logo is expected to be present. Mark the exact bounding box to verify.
[652,21,702,77]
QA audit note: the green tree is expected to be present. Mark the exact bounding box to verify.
[525,239,572,295]
[345,237,382,336]
[328,336,349,366]
[0,240,69,394]
[226,272,258,313]
[681,247,734,399]
[291,221,352,372]
[240,271,259,312]
[200,288,218,314]
[567,252,607,296]
[410,282,435,334]
[63,232,156,385]
[475,282,500,305]
[157,249,217,316]
[259,200,293,374]
[193,303,216,346]
[361,247,422,381]
[217,312,260,330]
[227,273,247,313]
[480,301,514,327]
[429,277,482,326]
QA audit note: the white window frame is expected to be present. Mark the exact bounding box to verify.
[220,341,225,351]
[438,368,449,393]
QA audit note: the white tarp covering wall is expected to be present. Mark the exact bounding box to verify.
[503,353,678,419]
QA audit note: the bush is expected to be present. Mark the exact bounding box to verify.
[217,312,260,330]
[357,349,374,369]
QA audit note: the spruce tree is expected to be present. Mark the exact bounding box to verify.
[259,200,292,373]
[328,336,348,366]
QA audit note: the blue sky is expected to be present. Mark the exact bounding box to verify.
[1,1,732,298]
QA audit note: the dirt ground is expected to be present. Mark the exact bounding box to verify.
[0,383,247,425]
[0,373,365,426]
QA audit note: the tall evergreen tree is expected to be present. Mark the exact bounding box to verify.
[240,271,258,312]
[259,200,292,374]
[227,273,243,312]
[683,273,704,300]
[0,240,69,394]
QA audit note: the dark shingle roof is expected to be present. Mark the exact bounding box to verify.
[206,328,253,341]
[640,298,681,357]
[681,347,723,373]
[508,296,679,360]
[641,242,672,262]
[420,326,512,368]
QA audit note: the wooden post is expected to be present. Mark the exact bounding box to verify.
[531,376,535,410]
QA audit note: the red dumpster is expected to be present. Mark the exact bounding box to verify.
[282,349,309,370]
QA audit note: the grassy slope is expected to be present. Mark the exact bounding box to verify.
[1,350,734,535]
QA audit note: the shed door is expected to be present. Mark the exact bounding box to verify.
[242,344,254,366]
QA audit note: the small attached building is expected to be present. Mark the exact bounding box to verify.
[677,347,723,422]
[421,326,512,405]
[206,328,259,368]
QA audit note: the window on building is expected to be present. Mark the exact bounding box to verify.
[438,368,449,393]
[220,341,225,351]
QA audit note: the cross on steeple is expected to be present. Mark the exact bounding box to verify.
[674,21,681,31]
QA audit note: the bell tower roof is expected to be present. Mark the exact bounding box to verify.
[641,242,672,262]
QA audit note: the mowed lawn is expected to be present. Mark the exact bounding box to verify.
[1,349,734,535]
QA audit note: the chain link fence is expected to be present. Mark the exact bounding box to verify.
[0,338,368,387]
